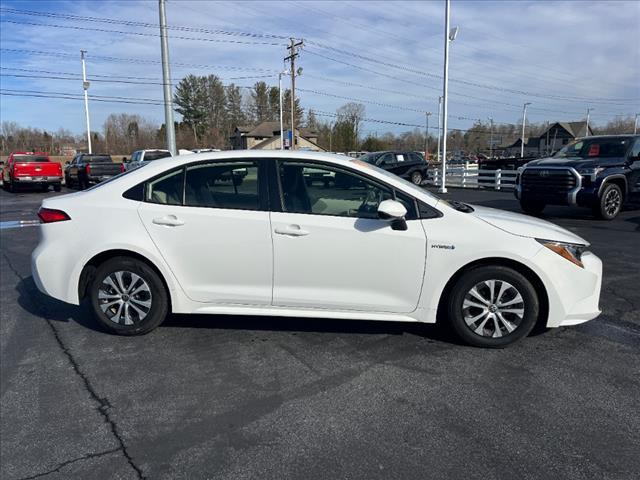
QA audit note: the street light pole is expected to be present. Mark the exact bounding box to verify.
[80,50,92,154]
[158,0,177,155]
[585,108,592,137]
[635,113,639,134]
[437,96,442,164]
[488,117,494,159]
[425,112,431,160]
[520,102,531,158]
[439,0,457,194]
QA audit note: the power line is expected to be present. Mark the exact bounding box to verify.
[0,48,279,72]
[0,19,284,46]
[304,45,639,104]
[0,6,289,39]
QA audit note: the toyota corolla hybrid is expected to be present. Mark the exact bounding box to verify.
[31,151,602,347]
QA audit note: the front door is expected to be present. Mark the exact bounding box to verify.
[137,160,273,304]
[271,160,427,314]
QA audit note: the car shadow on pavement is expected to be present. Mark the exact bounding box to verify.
[162,313,467,345]
[16,276,105,332]
[16,275,466,344]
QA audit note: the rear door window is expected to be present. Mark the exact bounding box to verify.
[185,161,261,210]
[146,169,184,205]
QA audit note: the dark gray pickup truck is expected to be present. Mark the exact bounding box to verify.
[64,154,124,189]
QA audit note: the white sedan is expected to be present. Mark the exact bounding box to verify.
[31,151,602,347]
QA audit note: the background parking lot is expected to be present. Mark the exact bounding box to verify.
[1,186,639,479]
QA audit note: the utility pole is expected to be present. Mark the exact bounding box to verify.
[488,117,494,159]
[634,113,639,134]
[424,112,431,160]
[80,50,92,154]
[546,120,550,155]
[440,0,458,194]
[158,0,177,156]
[285,38,303,150]
[278,70,288,150]
[520,102,531,158]
[436,96,443,163]
[329,122,334,152]
[585,108,592,137]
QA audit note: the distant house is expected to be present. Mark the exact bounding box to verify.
[539,121,594,154]
[229,121,324,151]
[495,121,594,158]
[496,137,541,158]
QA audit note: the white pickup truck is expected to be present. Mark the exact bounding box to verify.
[125,149,172,171]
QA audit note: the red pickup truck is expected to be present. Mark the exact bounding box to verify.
[2,152,63,192]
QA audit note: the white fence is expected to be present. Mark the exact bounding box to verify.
[427,162,518,191]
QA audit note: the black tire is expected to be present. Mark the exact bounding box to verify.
[410,170,423,185]
[447,266,539,348]
[53,184,61,192]
[78,176,87,190]
[89,257,168,335]
[64,176,72,188]
[593,183,622,220]
[7,180,15,193]
[41,184,49,192]
[520,200,545,215]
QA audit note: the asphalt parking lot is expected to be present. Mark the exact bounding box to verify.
[1,185,639,480]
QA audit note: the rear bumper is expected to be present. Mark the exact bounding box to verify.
[13,176,62,184]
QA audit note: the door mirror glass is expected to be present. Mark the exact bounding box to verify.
[378,199,407,220]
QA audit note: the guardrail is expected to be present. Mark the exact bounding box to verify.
[427,162,518,191]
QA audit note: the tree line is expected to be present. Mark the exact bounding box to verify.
[1,71,637,156]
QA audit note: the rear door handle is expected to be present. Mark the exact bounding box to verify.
[152,215,184,227]
[274,225,309,237]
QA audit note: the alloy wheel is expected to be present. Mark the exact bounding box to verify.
[462,279,525,338]
[98,271,152,325]
[411,171,423,185]
[604,188,621,217]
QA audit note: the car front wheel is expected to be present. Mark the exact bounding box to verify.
[593,183,622,220]
[89,257,168,335]
[447,266,539,348]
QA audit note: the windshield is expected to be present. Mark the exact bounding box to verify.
[13,155,49,162]
[350,158,440,201]
[83,155,113,163]
[358,153,379,164]
[553,137,631,159]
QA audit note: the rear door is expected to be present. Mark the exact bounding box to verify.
[137,159,273,304]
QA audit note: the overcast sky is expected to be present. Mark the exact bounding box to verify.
[1,0,639,137]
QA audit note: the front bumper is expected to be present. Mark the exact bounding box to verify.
[533,248,602,328]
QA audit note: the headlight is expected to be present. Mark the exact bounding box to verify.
[576,167,604,180]
[536,239,587,268]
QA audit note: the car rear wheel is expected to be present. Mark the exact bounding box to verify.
[519,200,545,215]
[447,266,539,348]
[89,257,168,335]
[593,183,622,220]
[410,170,423,185]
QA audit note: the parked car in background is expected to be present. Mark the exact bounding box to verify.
[2,152,62,192]
[191,148,221,153]
[359,151,429,185]
[516,135,640,220]
[125,149,172,171]
[32,150,603,348]
[65,153,123,189]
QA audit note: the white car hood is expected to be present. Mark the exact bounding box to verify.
[470,205,588,245]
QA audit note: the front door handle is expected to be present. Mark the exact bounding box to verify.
[274,225,309,237]
[152,215,184,227]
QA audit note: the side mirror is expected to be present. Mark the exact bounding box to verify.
[378,199,407,219]
[378,199,408,231]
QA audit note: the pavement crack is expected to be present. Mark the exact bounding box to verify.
[1,251,25,282]
[17,447,121,480]
[41,311,146,479]
[0,252,146,479]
